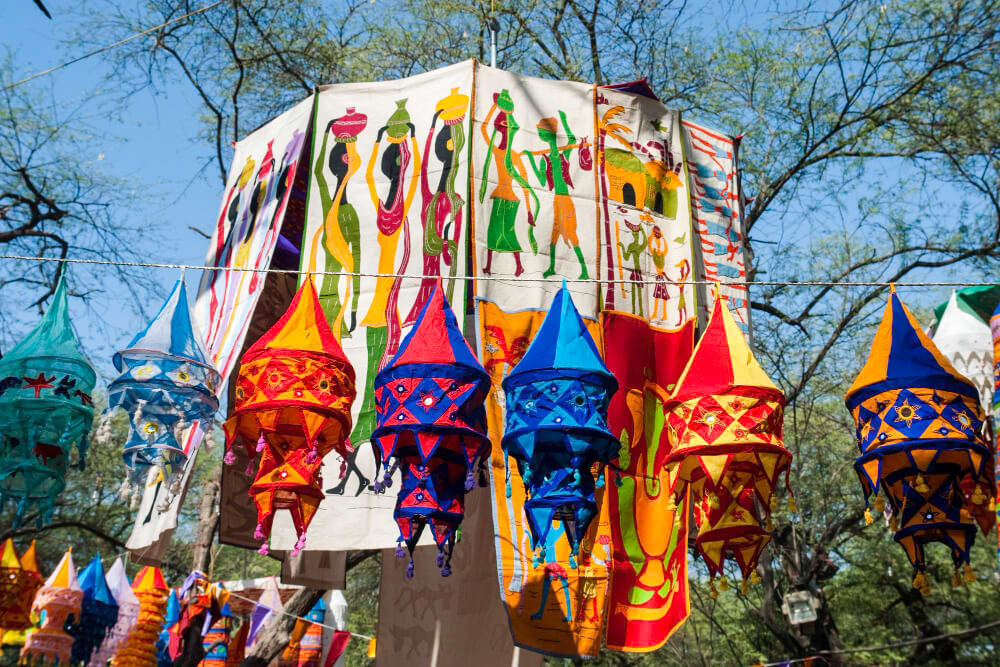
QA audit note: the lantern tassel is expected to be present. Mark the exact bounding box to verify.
[964,564,976,583]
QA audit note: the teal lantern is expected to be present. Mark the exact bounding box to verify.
[108,278,220,501]
[0,273,96,527]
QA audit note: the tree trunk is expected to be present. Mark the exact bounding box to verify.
[192,466,221,575]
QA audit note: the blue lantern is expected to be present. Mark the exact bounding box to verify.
[67,554,119,665]
[501,285,618,567]
[108,279,220,501]
[0,274,96,527]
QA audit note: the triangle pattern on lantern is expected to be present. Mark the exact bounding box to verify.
[501,284,619,565]
[845,287,995,590]
[0,273,96,528]
[371,281,491,578]
[664,291,792,584]
[223,279,356,556]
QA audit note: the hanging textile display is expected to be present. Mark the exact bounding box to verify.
[109,278,221,503]
[88,558,138,667]
[20,548,82,666]
[932,290,994,409]
[111,566,169,666]
[680,120,750,331]
[199,603,233,667]
[289,61,474,554]
[663,293,792,594]
[0,274,96,527]
[371,282,490,577]
[0,539,41,636]
[66,555,118,665]
[223,280,356,555]
[224,620,249,667]
[501,284,619,565]
[279,597,325,666]
[845,287,995,592]
[476,294,613,658]
[600,312,694,652]
[156,590,181,667]
[594,85,696,327]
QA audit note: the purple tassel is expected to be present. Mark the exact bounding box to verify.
[305,447,319,464]
[223,450,236,465]
[253,523,266,541]
[395,543,406,558]
[437,551,445,567]
[255,432,266,453]
[405,560,414,579]
[373,480,384,494]
[339,459,347,478]
[465,468,475,492]
[291,533,306,556]
[440,564,452,577]
[257,543,269,556]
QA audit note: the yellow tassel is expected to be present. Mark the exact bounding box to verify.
[708,578,719,599]
[964,564,976,583]
[718,575,730,592]
[770,495,777,510]
[971,485,986,505]
[989,497,996,512]
[912,571,927,590]
[787,496,797,512]
[914,474,930,494]
[665,494,677,511]
[707,493,720,509]
[864,507,874,525]
[750,571,761,585]
[952,568,962,588]
[741,578,749,595]
[920,582,931,596]
[873,495,885,513]
[889,515,898,531]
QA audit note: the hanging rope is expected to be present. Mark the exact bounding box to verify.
[0,254,995,288]
[1,0,228,92]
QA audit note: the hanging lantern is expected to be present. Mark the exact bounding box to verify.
[87,557,138,667]
[0,539,41,637]
[67,554,119,665]
[0,275,96,527]
[199,603,233,667]
[279,597,326,666]
[20,548,83,666]
[156,590,181,667]
[223,280,356,555]
[845,287,994,592]
[109,278,221,502]
[501,285,619,567]
[371,282,490,578]
[111,566,169,666]
[663,293,793,594]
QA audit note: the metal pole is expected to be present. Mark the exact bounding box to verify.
[489,0,498,67]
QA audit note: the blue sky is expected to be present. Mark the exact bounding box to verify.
[2,1,222,380]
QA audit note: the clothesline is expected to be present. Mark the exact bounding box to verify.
[2,254,997,288]
[224,590,372,641]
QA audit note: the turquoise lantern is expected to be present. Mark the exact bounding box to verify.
[108,278,220,501]
[0,273,96,527]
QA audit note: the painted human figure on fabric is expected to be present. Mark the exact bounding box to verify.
[405,87,469,324]
[355,100,421,442]
[618,219,647,315]
[526,111,592,279]
[311,108,367,338]
[479,89,538,276]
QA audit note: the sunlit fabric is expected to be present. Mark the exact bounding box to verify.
[109,279,221,502]
[20,548,82,666]
[663,293,792,595]
[501,284,618,567]
[278,597,326,666]
[198,603,232,667]
[223,280,356,555]
[846,287,995,593]
[67,554,118,665]
[0,275,96,527]
[87,558,138,667]
[0,539,41,635]
[371,282,490,577]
